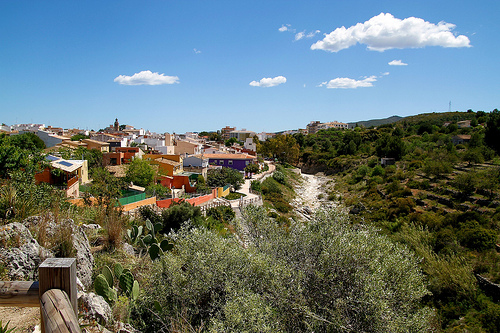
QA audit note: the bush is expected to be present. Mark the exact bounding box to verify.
[133,208,433,332]
[272,171,286,184]
[206,205,235,224]
[371,165,385,177]
[250,180,261,193]
[459,225,497,251]
[261,177,282,195]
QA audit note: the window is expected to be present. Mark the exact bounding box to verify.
[245,161,250,165]
[219,160,224,165]
[228,160,233,165]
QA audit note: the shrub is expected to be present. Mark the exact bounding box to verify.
[371,165,385,177]
[459,226,496,251]
[272,171,286,184]
[206,205,235,224]
[250,180,261,193]
[261,177,282,195]
[133,208,433,332]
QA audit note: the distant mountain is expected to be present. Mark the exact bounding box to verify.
[347,115,403,129]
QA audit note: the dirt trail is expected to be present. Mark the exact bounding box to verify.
[0,307,39,332]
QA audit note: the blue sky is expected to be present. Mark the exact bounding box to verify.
[1,0,498,133]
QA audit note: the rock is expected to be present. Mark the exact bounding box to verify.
[303,206,313,215]
[0,222,54,280]
[122,242,135,256]
[22,215,95,289]
[115,322,140,333]
[78,292,113,326]
[71,222,94,288]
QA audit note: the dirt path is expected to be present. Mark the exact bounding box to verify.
[0,307,40,332]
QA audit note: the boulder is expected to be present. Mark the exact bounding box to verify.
[22,215,94,288]
[0,222,53,280]
[78,292,113,326]
[115,322,140,333]
[122,242,135,256]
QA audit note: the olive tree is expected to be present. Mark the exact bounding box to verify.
[133,207,432,332]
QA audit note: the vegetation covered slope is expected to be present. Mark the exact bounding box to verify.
[276,109,500,332]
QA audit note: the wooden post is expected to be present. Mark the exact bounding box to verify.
[40,289,81,333]
[39,258,78,317]
[0,281,39,307]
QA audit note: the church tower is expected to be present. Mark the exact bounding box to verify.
[114,118,119,132]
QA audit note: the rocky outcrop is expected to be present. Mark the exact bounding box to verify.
[0,222,53,280]
[78,292,113,326]
[21,215,95,288]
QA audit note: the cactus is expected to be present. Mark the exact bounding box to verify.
[102,265,113,287]
[154,222,162,234]
[160,239,173,252]
[127,225,144,244]
[149,243,161,261]
[142,234,153,245]
[131,280,140,301]
[94,274,116,303]
[145,219,153,233]
[119,270,134,296]
[114,262,123,280]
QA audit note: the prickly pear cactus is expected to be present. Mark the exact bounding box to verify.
[95,274,116,303]
[119,270,134,296]
[102,265,114,287]
[149,243,161,261]
[131,280,139,301]
[160,239,173,252]
[154,222,162,234]
[114,262,124,280]
[145,219,153,233]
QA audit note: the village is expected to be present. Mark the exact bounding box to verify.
[0,119,349,213]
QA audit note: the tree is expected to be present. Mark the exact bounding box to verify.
[125,158,156,187]
[159,201,203,233]
[207,167,244,190]
[259,134,299,164]
[9,132,45,151]
[87,167,124,208]
[133,208,432,332]
[375,133,406,160]
[225,137,239,147]
[244,163,259,175]
[0,134,46,178]
[70,133,90,141]
[485,109,500,154]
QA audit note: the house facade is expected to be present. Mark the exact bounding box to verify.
[35,155,87,198]
[207,153,257,171]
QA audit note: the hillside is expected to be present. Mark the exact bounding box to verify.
[348,115,403,128]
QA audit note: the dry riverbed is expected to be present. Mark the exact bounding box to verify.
[291,171,342,219]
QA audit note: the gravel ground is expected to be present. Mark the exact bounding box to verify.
[292,172,341,219]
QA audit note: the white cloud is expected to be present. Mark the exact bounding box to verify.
[307,30,321,38]
[389,59,408,66]
[311,12,471,52]
[279,24,292,32]
[381,72,390,76]
[249,76,287,88]
[318,76,378,89]
[114,70,179,85]
[295,30,321,41]
[194,48,201,54]
[295,31,305,41]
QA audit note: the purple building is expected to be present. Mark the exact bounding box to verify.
[207,153,257,171]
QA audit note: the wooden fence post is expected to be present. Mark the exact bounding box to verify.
[39,258,77,315]
[39,258,78,333]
